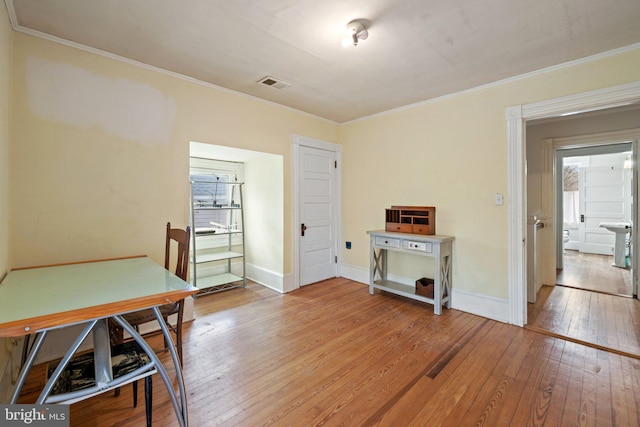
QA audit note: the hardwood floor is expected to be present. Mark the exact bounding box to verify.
[557,250,632,296]
[18,279,640,426]
[527,285,640,357]
[528,251,640,358]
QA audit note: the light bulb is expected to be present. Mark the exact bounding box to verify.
[341,36,354,48]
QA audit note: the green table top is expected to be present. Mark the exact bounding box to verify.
[0,256,198,337]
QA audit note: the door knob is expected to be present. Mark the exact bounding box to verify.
[301,223,307,236]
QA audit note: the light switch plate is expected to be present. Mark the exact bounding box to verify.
[494,193,503,206]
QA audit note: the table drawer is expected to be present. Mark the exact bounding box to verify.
[403,240,433,253]
[375,236,401,248]
[385,223,412,233]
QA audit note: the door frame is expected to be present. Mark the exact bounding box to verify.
[291,134,342,291]
[507,81,640,326]
[552,139,634,269]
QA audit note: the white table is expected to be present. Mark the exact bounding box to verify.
[367,230,454,314]
[0,256,198,426]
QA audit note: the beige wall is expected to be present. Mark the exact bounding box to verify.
[0,2,11,277]
[7,24,640,303]
[11,33,338,274]
[340,48,640,300]
[0,3,14,405]
[244,154,284,278]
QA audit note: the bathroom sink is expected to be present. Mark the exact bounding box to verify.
[599,222,632,233]
[599,222,631,268]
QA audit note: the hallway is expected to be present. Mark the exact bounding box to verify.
[527,252,639,358]
[556,250,631,296]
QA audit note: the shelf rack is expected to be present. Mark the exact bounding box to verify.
[190,180,246,296]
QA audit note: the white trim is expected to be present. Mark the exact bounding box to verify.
[4,0,17,28]
[340,265,510,323]
[546,131,638,293]
[451,289,509,324]
[522,81,640,119]
[344,45,640,125]
[506,105,526,326]
[541,138,556,283]
[507,81,640,326]
[291,135,342,290]
[7,0,640,126]
[339,262,369,285]
[245,262,285,293]
[551,128,640,148]
[282,273,295,294]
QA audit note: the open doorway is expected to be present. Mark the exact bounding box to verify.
[522,111,640,357]
[556,145,633,297]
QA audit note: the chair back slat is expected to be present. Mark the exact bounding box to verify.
[165,222,191,281]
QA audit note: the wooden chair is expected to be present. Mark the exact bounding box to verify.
[110,222,191,426]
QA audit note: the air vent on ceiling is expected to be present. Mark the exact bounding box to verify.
[258,76,290,89]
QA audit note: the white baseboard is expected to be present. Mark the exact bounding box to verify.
[339,263,368,284]
[338,263,509,324]
[450,288,509,323]
[246,262,289,293]
[282,273,295,293]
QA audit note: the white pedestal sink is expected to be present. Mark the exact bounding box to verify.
[599,222,631,268]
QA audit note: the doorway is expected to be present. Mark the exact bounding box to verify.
[510,90,640,357]
[525,126,640,356]
[555,144,633,297]
[508,86,640,329]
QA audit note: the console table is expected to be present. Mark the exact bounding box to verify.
[367,230,454,314]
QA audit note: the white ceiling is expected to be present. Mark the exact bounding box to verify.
[7,0,640,123]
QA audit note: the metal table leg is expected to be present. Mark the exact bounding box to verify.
[113,310,189,427]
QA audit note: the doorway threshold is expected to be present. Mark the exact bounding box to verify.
[524,324,640,360]
[555,283,633,298]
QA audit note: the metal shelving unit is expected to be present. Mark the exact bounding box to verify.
[190,180,246,296]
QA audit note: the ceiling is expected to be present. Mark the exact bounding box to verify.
[6,0,640,123]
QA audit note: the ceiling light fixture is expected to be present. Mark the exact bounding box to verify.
[342,19,368,48]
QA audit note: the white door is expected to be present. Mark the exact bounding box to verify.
[578,166,625,255]
[299,145,337,286]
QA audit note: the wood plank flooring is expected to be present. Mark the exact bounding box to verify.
[557,250,631,296]
[527,285,640,357]
[528,251,640,358]
[18,278,640,426]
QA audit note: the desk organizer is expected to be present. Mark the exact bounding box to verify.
[385,206,436,235]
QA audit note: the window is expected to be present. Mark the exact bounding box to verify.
[189,157,243,236]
